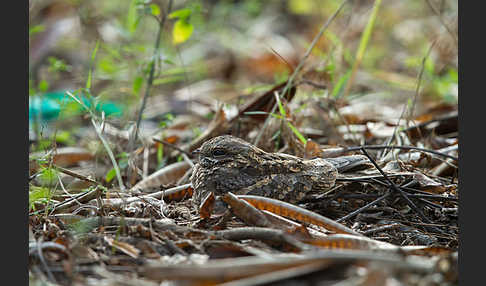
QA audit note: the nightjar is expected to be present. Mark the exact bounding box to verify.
[190,135,369,208]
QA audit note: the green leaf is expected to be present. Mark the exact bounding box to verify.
[159,112,174,128]
[172,20,194,45]
[29,25,45,36]
[38,80,49,92]
[243,111,283,120]
[275,93,287,117]
[105,168,116,183]
[157,144,163,165]
[29,186,52,211]
[162,58,175,65]
[331,70,351,98]
[354,0,382,65]
[342,0,382,97]
[48,57,70,73]
[424,57,435,75]
[150,4,160,16]
[169,8,192,20]
[286,122,307,145]
[126,0,139,34]
[132,75,143,94]
[153,75,185,85]
[447,68,458,82]
[86,40,100,90]
[288,0,314,14]
[55,131,74,145]
[38,167,58,186]
[98,57,117,74]
[68,217,100,235]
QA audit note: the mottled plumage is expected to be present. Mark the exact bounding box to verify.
[191,135,345,207]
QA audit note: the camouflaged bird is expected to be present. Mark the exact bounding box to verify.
[190,135,369,208]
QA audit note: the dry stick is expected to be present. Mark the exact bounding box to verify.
[359,177,458,209]
[102,183,192,208]
[239,195,363,237]
[367,177,458,202]
[36,238,57,284]
[143,145,150,178]
[359,148,444,234]
[344,144,458,161]
[30,187,101,216]
[253,0,350,147]
[336,180,416,223]
[217,227,312,252]
[53,164,99,185]
[335,173,409,182]
[405,193,457,202]
[335,192,457,208]
[51,187,102,215]
[129,0,174,168]
[152,137,193,157]
[414,198,443,209]
[337,193,392,224]
[362,223,401,236]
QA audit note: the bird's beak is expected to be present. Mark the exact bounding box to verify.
[192,148,201,161]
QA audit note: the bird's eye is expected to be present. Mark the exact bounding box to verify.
[212,149,226,157]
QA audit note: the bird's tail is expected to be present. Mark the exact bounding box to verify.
[325,155,372,172]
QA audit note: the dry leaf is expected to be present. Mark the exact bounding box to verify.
[199,192,215,219]
[104,236,140,259]
[304,139,323,159]
[30,147,94,172]
[222,192,271,227]
[131,161,191,192]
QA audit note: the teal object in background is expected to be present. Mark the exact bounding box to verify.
[29,91,123,122]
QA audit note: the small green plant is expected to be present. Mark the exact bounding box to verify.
[157,143,165,168]
[105,152,129,183]
[29,185,53,212]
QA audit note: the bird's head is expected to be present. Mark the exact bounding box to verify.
[194,135,260,169]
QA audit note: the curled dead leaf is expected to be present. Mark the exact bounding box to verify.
[131,161,191,192]
[104,236,140,259]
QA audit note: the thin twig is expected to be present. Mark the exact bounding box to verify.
[36,238,57,283]
[380,39,437,159]
[30,187,102,216]
[359,148,444,234]
[152,137,192,157]
[408,40,437,122]
[337,192,391,223]
[217,227,312,252]
[362,223,401,235]
[60,93,124,191]
[92,117,125,190]
[130,0,174,151]
[53,164,99,185]
[336,179,416,223]
[424,0,458,45]
[254,0,350,147]
[344,144,458,161]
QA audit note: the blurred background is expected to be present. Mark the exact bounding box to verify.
[29,0,458,181]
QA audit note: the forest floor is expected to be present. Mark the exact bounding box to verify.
[29,1,458,285]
